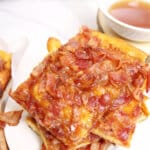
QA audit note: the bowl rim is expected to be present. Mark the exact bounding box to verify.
[98,1,150,33]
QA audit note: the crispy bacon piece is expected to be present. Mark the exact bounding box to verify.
[0,121,5,129]
[0,110,23,126]
[0,107,22,150]
[11,28,150,149]
[109,70,129,85]
[146,71,150,92]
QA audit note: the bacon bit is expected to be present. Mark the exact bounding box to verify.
[59,143,68,150]
[50,100,60,117]
[99,74,109,86]
[146,71,150,93]
[60,52,75,67]
[88,96,99,108]
[100,60,115,72]
[113,95,131,108]
[75,48,90,60]
[89,63,102,75]
[74,47,94,69]
[132,74,144,88]
[45,73,59,97]
[118,129,129,142]
[27,100,40,116]
[76,59,92,69]
[99,94,111,106]
[109,70,129,85]
[126,63,141,76]
[74,94,82,106]
[38,80,46,94]
[52,105,60,117]
[133,88,144,101]
[81,145,91,150]
[59,71,70,85]
[88,94,111,112]
[99,139,109,150]
[89,133,101,142]
[115,60,122,70]
[56,86,66,99]
[0,121,5,129]
[133,105,142,118]
[81,26,90,33]
[105,56,120,70]
[51,127,64,139]
[49,63,59,73]
[117,127,132,142]
[0,110,23,126]
[41,143,46,150]
[88,37,99,49]
[0,84,3,98]
[68,39,79,49]
[32,62,46,77]
[75,73,94,89]
[92,51,106,63]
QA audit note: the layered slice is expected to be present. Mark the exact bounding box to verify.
[10,27,150,149]
[26,117,109,150]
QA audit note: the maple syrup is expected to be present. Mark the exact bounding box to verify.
[109,1,150,28]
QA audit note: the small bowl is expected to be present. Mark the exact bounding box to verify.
[97,0,150,42]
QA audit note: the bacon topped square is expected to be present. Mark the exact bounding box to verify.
[10,28,150,149]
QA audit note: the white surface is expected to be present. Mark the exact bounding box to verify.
[2,1,150,150]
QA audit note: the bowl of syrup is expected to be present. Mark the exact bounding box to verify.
[97,0,150,42]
